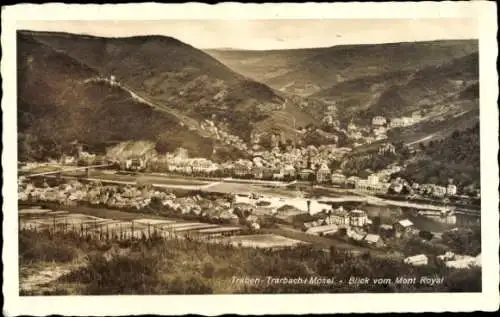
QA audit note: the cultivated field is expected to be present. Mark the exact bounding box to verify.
[19,207,241,240]
[19,206,307,251]
[220,234,306,249]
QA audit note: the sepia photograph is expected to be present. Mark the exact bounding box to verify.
[2,2,499,315]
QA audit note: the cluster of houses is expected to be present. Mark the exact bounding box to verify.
[320,115,390,147]
[412,183,457,197]
[403,251,481,269]
[23,130,473,204]
[338,119,389,146]
[437,251,482,269]
[149,156,219,175]
[303,206,371,232]
[246,144,352,176]
[372,112,423,130]
[302,207,382,245]
[28,144,467,202]
[299,205,448,250]
[330,113,424,147]
[110,142,355,183]
[344,174,391,194]
[346,112,423,145]
[337,158,463,198]
[390,221,481,269]
[387,177,459,198]
[307,213,481,269]
[200,119,248,152]
[388,116,421,129]
[340,163,403,194]
[17,178,252,227]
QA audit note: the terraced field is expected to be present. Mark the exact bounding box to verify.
[19,206,305,249]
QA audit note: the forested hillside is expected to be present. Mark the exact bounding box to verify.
[17,34,216,161]
[20,31,317,144]
[400,123,480,189]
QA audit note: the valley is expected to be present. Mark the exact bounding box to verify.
[16,28,482,296]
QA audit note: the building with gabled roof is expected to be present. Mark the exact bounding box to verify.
[372,116,387,126]
[306,223,339,236]
[393,219,418,238]
[363,233,385,248]
[404,254,428,266]
[316,162,331,183]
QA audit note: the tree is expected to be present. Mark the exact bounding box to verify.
[307,173,316,185]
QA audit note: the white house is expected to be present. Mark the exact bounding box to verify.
[347,229,366,241]
[367,174,379,186]
[378,143,396,155]
[390,182,404,193]
[191,158,218,173]
[404,254,428,266]
[437,251,456,261]
[433,186,447,198]
[445,255,481,269]
[347,122,357,132]
[349,209,368,227]
[316,162,331,183]
[394,219,417,238]
[447,184,457,196]
[326,207,350,225]
[390,117,414,128]
[306,224,339,236]
[331,173,346,185]
[372,116,387,126]
[363,233,385,247]
[282,164,296,178]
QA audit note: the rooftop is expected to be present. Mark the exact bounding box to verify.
[364,233,382,243]
[405,254,428,261]
[398,219,414,227]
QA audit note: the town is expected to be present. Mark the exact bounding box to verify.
[19,138,481,272]
[22,130,480,203]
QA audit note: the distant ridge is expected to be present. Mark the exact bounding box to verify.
[207,39,478,96]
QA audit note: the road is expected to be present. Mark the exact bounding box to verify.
[406,134,436,146]
[315,186,480,216]
[23,164,114,178]
[85,77,205,135]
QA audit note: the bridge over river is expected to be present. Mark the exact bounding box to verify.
[22,164,114,178]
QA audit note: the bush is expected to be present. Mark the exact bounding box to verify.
[166,275,213,294]
[441,227,481,255]
[202,262,216,278]
[19,230,78,263]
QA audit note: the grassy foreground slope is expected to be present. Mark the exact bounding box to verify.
[20,230,481,295]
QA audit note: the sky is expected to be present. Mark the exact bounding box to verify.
[18,19,478,50]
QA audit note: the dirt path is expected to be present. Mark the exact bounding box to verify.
[20,261,86,295]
